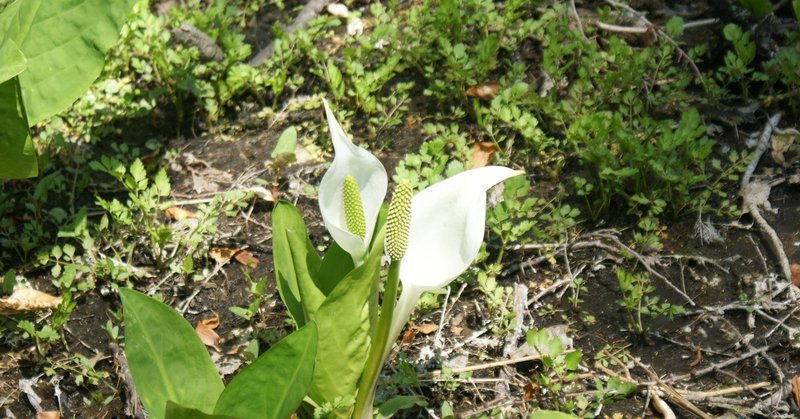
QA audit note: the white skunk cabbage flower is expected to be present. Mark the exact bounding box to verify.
[388,166,523,345]
[318,99,387,263]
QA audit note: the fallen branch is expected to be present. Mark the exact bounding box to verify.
[666,343,779,383]
[676,381,772,400]
[739,114,793,284]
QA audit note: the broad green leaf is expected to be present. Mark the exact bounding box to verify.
[19,0,137,124]
[0,39,25,84]
[0,76,36,178]
[739,0,772,16]
[166,401,238,419]
[529,410,580,419]
[377,395,427,418]
[317,241,355,295]
[3,269,16,295]
[0,0,39,45]
[309,226,385,410]
[120,288,224,419]
[214,322,317,419]
[794,0,800,21]
[0,0,39,83]
[271,201,321,326]
[271,126,297,158]
[287,231,325,321]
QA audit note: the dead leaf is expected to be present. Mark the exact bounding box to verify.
[792,375,800,407]
[411,323,438,334]
[404,114,420,129]
[234,250,259,268]
[470,142,497,168]
[688,347,702,368]
[0,287,61,314]
[195,313,221,352]
[164,207,195,221]
[771,127,798,166]
[401,327,415,344]
[244,186,274,203]
[209,247,238,264]
[791,264,800,286]
[466,82,498,100]
[37,412,60,419]
[523,382,539,401]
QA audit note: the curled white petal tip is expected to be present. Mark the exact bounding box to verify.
[318,99,388,260]
[399,166,523,290]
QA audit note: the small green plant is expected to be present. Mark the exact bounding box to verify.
[229,272,270,322]
[486,175,542,263]
[392,123,473,190]
[401,0,534,105]
[90,156,248,276]
[569,108,713,219]
[525,328,583,413]
[567,277,587,308]
[526,328,634,417]
[615,268,685,336]
[716,23,766,97]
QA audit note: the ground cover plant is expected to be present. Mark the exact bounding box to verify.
[1,0,800,417]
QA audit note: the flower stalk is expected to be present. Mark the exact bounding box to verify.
[353,181,412,418]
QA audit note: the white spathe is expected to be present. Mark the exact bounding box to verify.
[388,166,523,351]
[318,99,387,263]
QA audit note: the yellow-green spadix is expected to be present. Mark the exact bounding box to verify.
[387,166,524,352]
[318,99,387,263]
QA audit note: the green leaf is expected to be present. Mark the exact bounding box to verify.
[564,349,582,371]
[0,0,39,45]
[287,231,325,321]
[214,322,317,419]
[529,410,580,419]
[57,207,88,238]
[317,241,355,295]
[377,395,427,418]
[271,126,297,159]
[153,169,171,197]
[664,16,684,38]
[309,226,385,408]
[0,39,25,84]
[794,0,800,21]
[0,0,38,83]
[166,401,238,419]
[0,76,36,178]
[120,288,224,419]
[271,201,322,327]
[19,0,138,124]
[739,0,772,16]
[3,269,16,295]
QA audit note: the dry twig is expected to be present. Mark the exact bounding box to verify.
[739,114,794,284]
[603,0,703,80]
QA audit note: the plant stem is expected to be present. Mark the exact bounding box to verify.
[353,260,401,419]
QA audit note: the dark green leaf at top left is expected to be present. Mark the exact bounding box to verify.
[0,76,36,178]
[19,0,138,124]
[0,0,39,83]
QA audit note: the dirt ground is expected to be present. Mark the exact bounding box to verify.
[2,109,799,418]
